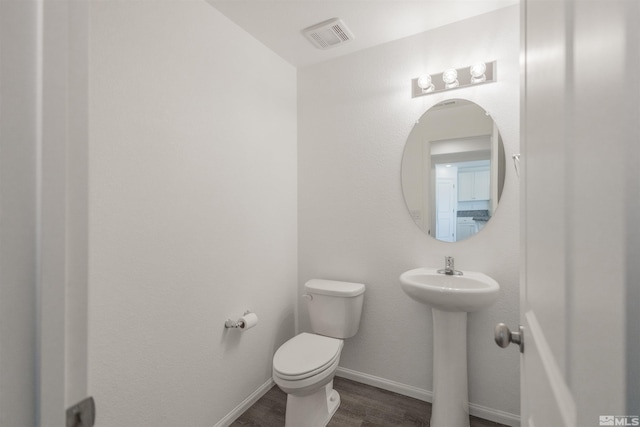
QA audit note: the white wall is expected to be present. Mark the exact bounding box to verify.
[298,5,520,422]
[88,2,297,425]
[0,1,38,425]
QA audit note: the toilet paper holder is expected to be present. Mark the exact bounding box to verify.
[225,310,254,329]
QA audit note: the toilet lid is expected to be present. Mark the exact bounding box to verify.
[273,333,343,380]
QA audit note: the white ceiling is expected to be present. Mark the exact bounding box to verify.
[207,0,519,68]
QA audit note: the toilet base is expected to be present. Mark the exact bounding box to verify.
[284,380,340,427]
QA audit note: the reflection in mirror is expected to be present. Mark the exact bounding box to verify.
[401,99,505,242]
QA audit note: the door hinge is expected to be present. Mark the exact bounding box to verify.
[66,396,95,427]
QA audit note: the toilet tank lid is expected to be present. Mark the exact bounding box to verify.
[305,279,366,297]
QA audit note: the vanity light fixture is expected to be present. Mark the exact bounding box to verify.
[442,68,459,88]
[470,62,487,83]
[417,74,435,93]
[411,61,496,98]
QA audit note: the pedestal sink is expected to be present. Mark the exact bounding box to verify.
[399,267,500,427]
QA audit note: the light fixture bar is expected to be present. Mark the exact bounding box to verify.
[411,61,496,98]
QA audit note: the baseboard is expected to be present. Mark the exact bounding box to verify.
[213,377,275,427]
[469,402,521,427]
[335,367,520,427]
[336,366,434,402]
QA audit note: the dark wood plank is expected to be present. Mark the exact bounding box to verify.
[231,386,286,426]
[231,377,509,427]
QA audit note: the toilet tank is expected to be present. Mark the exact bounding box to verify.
[304,279,365,339]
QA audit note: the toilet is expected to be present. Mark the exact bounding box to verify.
[272,279,365,427]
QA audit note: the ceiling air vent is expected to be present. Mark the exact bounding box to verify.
[302,18,354,50]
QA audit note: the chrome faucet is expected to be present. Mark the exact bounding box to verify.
[437,256,463,276]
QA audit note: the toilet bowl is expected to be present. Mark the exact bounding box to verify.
[273,333,343,426]
[272,279,365,427]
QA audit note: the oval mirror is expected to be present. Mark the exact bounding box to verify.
[401,99,506,242]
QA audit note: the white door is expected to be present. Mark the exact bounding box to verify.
[519,1,575,425]
[37,1,91,426]
[436,179,456,242]
[513,1,635,426]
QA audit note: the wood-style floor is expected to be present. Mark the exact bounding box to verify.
[231,377,509,427]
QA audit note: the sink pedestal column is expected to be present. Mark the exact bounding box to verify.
[431,308,469,427]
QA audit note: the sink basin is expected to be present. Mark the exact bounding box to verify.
[400,268,500,312]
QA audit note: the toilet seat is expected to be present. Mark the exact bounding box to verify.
[273,333,343,381]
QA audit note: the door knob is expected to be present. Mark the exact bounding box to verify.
[494,323,524,353]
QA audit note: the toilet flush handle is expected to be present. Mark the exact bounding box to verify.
[302,294,313,301]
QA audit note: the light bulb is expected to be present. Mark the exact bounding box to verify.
[442,68,459,88]
[470,62,487,83]
[417,74,434,92]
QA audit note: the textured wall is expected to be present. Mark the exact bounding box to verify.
[88,2,297,425]
[298,6,520,419]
